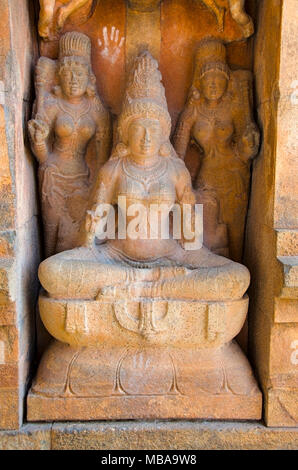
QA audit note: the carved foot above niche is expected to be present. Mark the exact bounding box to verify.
[38,1,254,47]
[199,0,254,37]
[38,0,97,41]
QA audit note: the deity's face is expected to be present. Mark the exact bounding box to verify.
[59,60,89,99]
[200,70,228,101]
[128,118,162,159]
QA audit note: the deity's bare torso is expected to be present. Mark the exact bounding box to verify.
[42,96,102,175]
[95,155,192,261]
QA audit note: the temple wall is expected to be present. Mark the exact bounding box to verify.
[0,0,40,429]
[245,0,298,426]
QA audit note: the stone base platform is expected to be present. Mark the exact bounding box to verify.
[1,421,298,450]
[27,392,262,422]
[27,339,262,422]
[27,293,262,422]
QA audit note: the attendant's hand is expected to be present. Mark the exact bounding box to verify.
[238,124,260,160]
[28,119,49,144]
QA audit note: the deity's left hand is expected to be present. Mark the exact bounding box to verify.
[78,210,100,247]
[239,123,260,160]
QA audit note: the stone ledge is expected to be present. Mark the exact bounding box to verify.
[0,421,298,450]
[0,424,51,450]
[277,256,298,299]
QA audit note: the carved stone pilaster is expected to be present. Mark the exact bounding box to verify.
[127,0,161,12]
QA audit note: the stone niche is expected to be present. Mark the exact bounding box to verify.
[0,0,297,437]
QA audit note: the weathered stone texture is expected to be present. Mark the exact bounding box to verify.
[245,0,298,427]
[0,424,51,450]
[0,0,40,429]
[0,421,297,450]
[50,421,298,450]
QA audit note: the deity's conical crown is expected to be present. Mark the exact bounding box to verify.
[59,32,91,65]
[195,38,229,79]
[118,51,171,143]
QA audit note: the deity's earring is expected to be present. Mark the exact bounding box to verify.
[87,74,97,97]
[159,142,171,157]
[189,87,200,106]
[53,85,62,97]
[115,142,129,157]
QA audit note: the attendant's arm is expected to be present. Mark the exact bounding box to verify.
[95,106,112,170]
[28,118,50,164]
[232,70,260,162]
[173,103,196,160]
[28,99,56,164]
[236,122,260,162]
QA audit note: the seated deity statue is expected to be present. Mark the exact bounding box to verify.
[38,51,250,303]
[28,51,261,422]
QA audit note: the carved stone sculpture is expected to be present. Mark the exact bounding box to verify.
[228,0,254,37]
[38,0,95,40]
[27,51,261,422]
[200,0,254,37]
[28,32,111,256]
[174,39,259,261]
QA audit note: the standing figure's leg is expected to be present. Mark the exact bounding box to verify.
[201,0,225,32]
[228,0,254,37]
[38,0,56,39]
[229,0,249,25]
[56,0,91,31]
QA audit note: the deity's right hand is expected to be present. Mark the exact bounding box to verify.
[28,119,50,144]
[79,210,100,247]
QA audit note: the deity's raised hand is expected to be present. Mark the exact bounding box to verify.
[28,119,49,145]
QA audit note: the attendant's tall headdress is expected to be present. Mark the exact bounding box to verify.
[195,38,230,81]
[59,32,91,66]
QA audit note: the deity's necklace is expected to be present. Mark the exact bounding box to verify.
[198,98,227,123]
[123,156,168,189]
[58,96,91,125]
[57,97,92,153]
